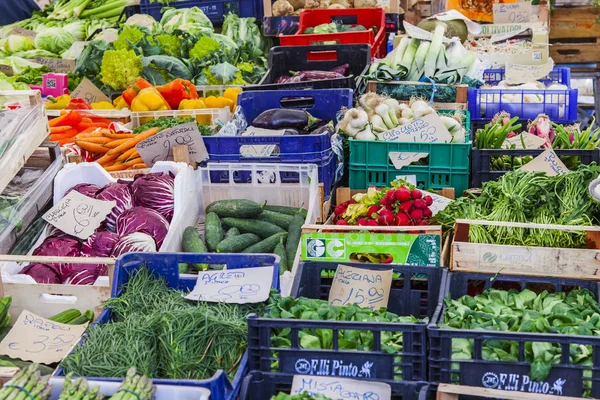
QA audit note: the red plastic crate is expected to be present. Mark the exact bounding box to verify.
[279,8,386,59]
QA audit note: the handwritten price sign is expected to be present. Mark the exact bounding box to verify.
[291,375,391,400]
[493,1,532,24]
[0,310,87,364]
[185,266,273,304]
[328,264,393,310]
[376,113,452,143]
[43,191,115,240]
[136,122,209,167]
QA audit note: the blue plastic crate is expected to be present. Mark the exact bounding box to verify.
[204,89,353,198]
[483,67,571,87]
[56,252,281,400]
[139,0,262,24]
[248,261,446,383]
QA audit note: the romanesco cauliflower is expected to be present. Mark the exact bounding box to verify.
[100,49,142,90]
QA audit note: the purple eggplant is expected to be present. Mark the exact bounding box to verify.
[252,109,321,131]
[310,122,334,136]
[330,64,350,76]
[289,70,344,81]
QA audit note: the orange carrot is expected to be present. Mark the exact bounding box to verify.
[121,157,143,167]
[75,141,110,153]
[50,126,72,134]
[79,137,112,145]
[105,138,130,148]
[104,163,128,172]
[117,147,137,161]
[107,128,158,156]
[132,163,148,170]
[102,132,135,139]
[96,153,119,166]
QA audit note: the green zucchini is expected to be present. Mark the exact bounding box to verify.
[222,218,285,239]
[225,227,240,239]
[69,309,94,325]
[255,210,293,230]
[49,309,81,324]
[182,226,209,271]
[264,205,308,218]
[243,232,288,254]
[205,212,224,252]
[273,236,288,274]
[217,233,261,253]
[286,211,304,269]
[206,199,263,218]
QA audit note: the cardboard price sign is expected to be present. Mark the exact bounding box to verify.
[291,375,391,400]
[0,310,87,364]
[42,191,116,240]
[493,1,532,24]
[185,266,273,303]
[136,122,209,166]
[328,264,392,310]
[9,27,37,39]
[502,132,546,149]
[521,149,569,176]
[0,64,13,76]
[33,57,75,74]
[505,59,555,85]
[425,191,452,216]
[375,113,452,143]
[71,78,111,104]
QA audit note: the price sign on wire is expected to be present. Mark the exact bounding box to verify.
[0,310,88,364]
[493,1,532,24]
[328,264,393,310]
[42,191,116,240]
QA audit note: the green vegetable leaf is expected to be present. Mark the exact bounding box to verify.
[209,62,238,85]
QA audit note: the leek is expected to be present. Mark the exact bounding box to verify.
[424,24,445,79]
[392,37,411,69]
[398,38,419,78]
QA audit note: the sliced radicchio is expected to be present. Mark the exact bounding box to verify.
[95,182,135,232]
[32,235,81,275]
[81,231,119,258]
[131,172,175,221]
[66,183,101,198]
[111,232,157,256]
[20,263,61,284]
[116,207,169,249]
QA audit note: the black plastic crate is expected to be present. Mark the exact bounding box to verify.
[244,44,370,92]
[471,147,600,187]
[428,271,600,398]
[239,371,430,400]
[248,261,445,383]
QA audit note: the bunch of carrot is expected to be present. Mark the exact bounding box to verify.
[74,127,158,172]
[48,110,111,145]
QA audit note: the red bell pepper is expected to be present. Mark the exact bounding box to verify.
[122,78,153,106]
[66,98,92,110]
[156,78,198,109]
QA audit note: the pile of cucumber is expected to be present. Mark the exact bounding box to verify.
[182,200,307,274]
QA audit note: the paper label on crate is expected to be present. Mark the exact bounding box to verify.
[493,1,532,24]
[0,64,13,76]
[136,122,209,166]
[9,27,37,39]
[425,191,452,216]
[479,23,531,37]
[502,132,546,149]
[240,127,286,158]
[70,78,111,104]
[303,232,441,266]
[33,57,75,74]
[185,266,274,303]
[490,27,530,43]
[505,58,554,85]
[389,152,428,169]
[328,264,392,310]
[42,191,116,240]
[0,310,87,364]
[376,113,452,143]
[520,149,569,176]
[290,375,392,400]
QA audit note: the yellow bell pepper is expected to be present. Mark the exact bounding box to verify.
[46,94,71,110]
[204,95,235,112]
[131,87,171,112]
[179,99,211,124]
[223,87,242,110]
[220,97,235,112]
[113,96,128,110]
[91,101,115,110]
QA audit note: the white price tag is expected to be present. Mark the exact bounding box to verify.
[291,375,391,400]
[185,266,274,303]
[521,149,569,176]
[376,114,452,143]
[136,122,209,166]
[42,191,115,240]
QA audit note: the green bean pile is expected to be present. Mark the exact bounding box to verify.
[61,268,269,380]
[433,164,600,247]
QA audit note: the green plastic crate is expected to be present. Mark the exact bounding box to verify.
[348,110,471,194]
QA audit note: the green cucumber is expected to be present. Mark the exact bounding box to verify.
[182,226,209,271]
[222,218,285,239]
[273,236,288,274]
[264,205,308,218]
[206,200,263,218]
[217,233,261,253]
[243,232,288,254]
[286,211,304,269]
[49,309,81,324]
[225,227,240,239]
[255,210,293,230]
[69,310,94,325]
[205,212,224,252]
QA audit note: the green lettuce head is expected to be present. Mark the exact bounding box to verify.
[34,28,76,55]
[5,35,35,55]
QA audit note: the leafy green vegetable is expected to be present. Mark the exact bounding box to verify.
[34,27,75,55]
[133,117,214,136]
[153,33,181,57]
[141,55,192,86]
[14,66,51,85]
[189,35,220,60]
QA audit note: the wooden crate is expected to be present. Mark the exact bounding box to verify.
[550,38,600,64]
[550,6,600,40]
[437,383,585,400]
[450,219,600,280]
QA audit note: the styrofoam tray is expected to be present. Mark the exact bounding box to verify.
[48,377,211,400]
